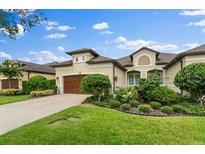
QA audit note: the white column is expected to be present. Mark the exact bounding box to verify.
[60,76,64,94]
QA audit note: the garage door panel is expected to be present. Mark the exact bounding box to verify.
[63,75,86,94]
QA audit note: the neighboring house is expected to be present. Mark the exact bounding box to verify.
[0,60,55,89]
[51,44,205,94]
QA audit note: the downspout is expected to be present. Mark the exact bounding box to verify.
[113,64,116,94]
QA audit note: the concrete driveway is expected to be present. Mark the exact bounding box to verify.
[0,94,89,135]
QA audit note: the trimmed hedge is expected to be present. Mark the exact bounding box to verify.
[30,89,54,97]
[150,102,162,109]
[172,105,190,114]
[138,104,152,113]
[0,89,23,96]
[121,103,131,110]
[161,106,173,114]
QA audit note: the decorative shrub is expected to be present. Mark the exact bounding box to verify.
[138,73,162,101]
[80,74,111,101]
[27,76,48,92]
[161,106,173,114]
[150,102,161,109]
[110,99,121,109]
[22,81,30,94]
[47,79,57,94]
[120,103,131,110]
[30,89,54,97]
[171,105,190,114]
[130,100,140,107]
[115,86,138,103]
[181,102,205,116]
[138,104,152,113]
[150,86,180,105]
[0,89,23,96]
[82,96,98,104]
[174,63,205,105]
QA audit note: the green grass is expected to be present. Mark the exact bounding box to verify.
[1,104,205,144]
[0,95,32,105]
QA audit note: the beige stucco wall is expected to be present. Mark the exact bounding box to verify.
[183,54,205,66]
[114,65,126,88]
[55,62,117,94]
[128,49,164,79]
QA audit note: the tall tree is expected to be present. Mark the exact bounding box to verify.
[0,60,23,88]
[0,9,42,39]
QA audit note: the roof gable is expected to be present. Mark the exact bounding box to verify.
[66,48,99,57]
[129,47,160,59]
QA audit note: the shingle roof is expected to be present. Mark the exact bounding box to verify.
[16,60,55,74]
[156,53,177,65]
[164,44,205,68]
[117,56,133,67]
[87,56,126,70]
[50,60,73,67]
[66,48,99,57]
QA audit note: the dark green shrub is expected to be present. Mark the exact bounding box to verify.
[181,102,205,116]
[171,105,190,114]
[161,106,173,114]
[150,86,180,105]
[22,81,30,94]
[110,99,121,109]
[120,103,131,110]
[30,89,54,97]
[130,100,140,107]
[82,96,98,104]
[174,63,205,105]
[150,102,161,109]
[138,104,152,113]
[138,73,162,101]
[27,75,48,92]
[115,86,138,103]
[0,89,23,96]
[80,74,111,101]
[47,79,57,94]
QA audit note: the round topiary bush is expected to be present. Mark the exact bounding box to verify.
[27,75,48,91]
[120,103,131,110]
[171,105,190,114]
[161,106,173,114]
[150,102,162,109]
[130,100,140,107]
[110,99,121,109]
[174,63,205,105]
[80,74,111,101]
[138,104,152,113]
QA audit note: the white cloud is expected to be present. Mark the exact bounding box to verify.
[57,25,75,31]
[183,43,199,49]
[202,29,205,33]
[180,10,205,16]
[0,24,25,38]
[57,46,65,51]
[0,51,12,59]
[92,22,109,30]
[45,33,67,39]
[43,20,75,31]
[188,20,205,27]
[19,50,67,64]
[100,30,113,35]
[114,36,178,52]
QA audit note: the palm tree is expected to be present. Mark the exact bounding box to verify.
[0,60,23,89]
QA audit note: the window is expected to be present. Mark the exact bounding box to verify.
[82,55,86,61]
[75,57,79,62]
[138,55,151,66]
[128,72,140,86]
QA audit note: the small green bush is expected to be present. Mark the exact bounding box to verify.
[82,96,98,104]
[110,99,121,109]
[161,106,173,114]
[150,102,161,109]
[138,104,152,113]
[30,89,54,97]
[115,86,138,103]
[150,86,180,105]
[130,100,140,107]
[47,79,57,94]
[0,89,23,96]
[172,105,190,114]
[120,103,131,110]
[28,76,48,91]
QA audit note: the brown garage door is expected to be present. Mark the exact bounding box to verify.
[2,79,19,89]
[63,75,86,94]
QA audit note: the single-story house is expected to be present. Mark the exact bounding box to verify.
[52,44,205,94]
[0,60,55,89]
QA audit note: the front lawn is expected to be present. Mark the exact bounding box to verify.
[0,95,31,105]
[1,104,205,144]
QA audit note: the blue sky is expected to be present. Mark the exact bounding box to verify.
[0,9,205,64]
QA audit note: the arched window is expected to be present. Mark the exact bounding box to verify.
[138,55,150,66]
